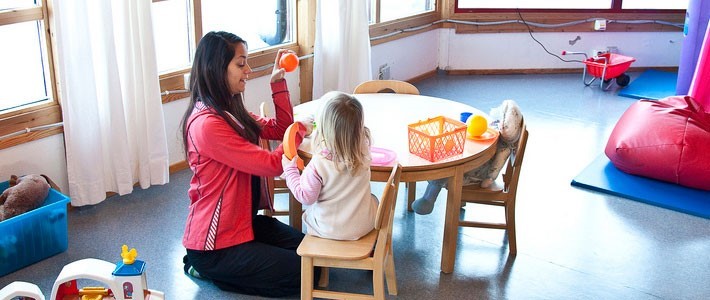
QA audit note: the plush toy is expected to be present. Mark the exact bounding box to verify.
[0,174,51,221]
[412,100,524,215]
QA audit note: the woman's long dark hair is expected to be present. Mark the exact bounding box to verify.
[180,31,262,157]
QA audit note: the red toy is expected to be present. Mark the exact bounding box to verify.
[605,96,710,190]
[562,51,636,90]
[279,52,299,72]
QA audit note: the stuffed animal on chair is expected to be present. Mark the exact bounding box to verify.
[412,100,524,215]
[0,174,51,221]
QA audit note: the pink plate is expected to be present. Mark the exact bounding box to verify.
[371,146,397,166]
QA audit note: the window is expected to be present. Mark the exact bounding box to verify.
[0,0,62,149]
[621,0,688,10]
[201,0,295,51]
[457,0,688,11]
[151,0,193,73]
[370,0,436,24]
[457,0,611,10]
[151,0,298,100]
[1,1,53,112]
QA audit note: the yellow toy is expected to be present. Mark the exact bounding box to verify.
[466,114,488,137]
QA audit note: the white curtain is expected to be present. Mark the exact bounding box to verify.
[312,0,372,99]
[53,0,169,206]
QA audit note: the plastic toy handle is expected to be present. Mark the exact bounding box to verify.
[0,281,46,300]
[283,123,304,170]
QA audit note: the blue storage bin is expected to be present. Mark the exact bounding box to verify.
[0,180,70,276]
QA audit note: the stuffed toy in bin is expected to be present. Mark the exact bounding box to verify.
[0,174,51,221]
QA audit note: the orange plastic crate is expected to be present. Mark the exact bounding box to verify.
[408,116,467,162]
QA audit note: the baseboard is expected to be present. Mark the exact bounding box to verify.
[170,161,189,174]
[407,69,439,83]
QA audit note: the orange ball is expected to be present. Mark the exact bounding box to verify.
[466,115,488,137]
[279,53,299,72]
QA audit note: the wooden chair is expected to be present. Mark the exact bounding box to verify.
[353,79,420,95]
[297,163,402,300]
[458,122,528,255]
[259,103,302,230]
[353,80,419,209]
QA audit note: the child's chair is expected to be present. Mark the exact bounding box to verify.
[354,79,420,95]
[297,163,402,300]
[458,123,528,255]
[353,80,419,210]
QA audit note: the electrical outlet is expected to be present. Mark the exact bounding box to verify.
[594,19,607,31]
[378,64,391,80]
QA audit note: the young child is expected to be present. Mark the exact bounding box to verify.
[281,91,378,240]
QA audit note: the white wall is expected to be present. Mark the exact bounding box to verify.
[371,30,440,81]
[370,28,683,81]
[0,135,68,192]
[1,28,682,195]
[441,29,683,71]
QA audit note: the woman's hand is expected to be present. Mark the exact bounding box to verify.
[295,115,315,136]
[271,49,292,83]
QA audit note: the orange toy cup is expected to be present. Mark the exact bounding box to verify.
[279,52,299,72]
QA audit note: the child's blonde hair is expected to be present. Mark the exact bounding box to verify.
[316,91,371,175]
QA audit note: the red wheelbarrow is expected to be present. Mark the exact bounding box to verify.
[562,51,636,90]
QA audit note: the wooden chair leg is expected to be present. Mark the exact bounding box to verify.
[318,267,329,288]
[406,182,416,211]
[373,265,385,300]
[301,257,314,299]
[506,204,517,256]
[384,247,398,295]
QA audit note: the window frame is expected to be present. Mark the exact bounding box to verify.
[369,0,443,46]
[0,1,63,150]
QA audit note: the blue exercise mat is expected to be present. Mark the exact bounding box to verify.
[571,155,710,219]
[618,69,678,100]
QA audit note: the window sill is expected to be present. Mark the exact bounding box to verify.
[0,104,63,150]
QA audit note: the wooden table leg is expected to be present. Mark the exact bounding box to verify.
[289,194,302,231]
[441,166,464,273]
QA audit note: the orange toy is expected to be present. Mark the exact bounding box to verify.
[283,122,304,170]
[279,52,299,72]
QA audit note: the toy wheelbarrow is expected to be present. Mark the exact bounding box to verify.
[562,51,636,90]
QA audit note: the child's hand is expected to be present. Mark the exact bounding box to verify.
[282,154,298,170]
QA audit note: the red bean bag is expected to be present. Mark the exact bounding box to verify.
[605,96,710,191]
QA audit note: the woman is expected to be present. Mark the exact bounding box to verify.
[180,31,306,297]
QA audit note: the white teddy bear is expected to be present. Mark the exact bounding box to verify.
[412,99,524,215]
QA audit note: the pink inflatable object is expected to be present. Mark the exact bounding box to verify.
[605,96,710,191]
[689,21,710,112]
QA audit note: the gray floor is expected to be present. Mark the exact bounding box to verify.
[2,73,709,299]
